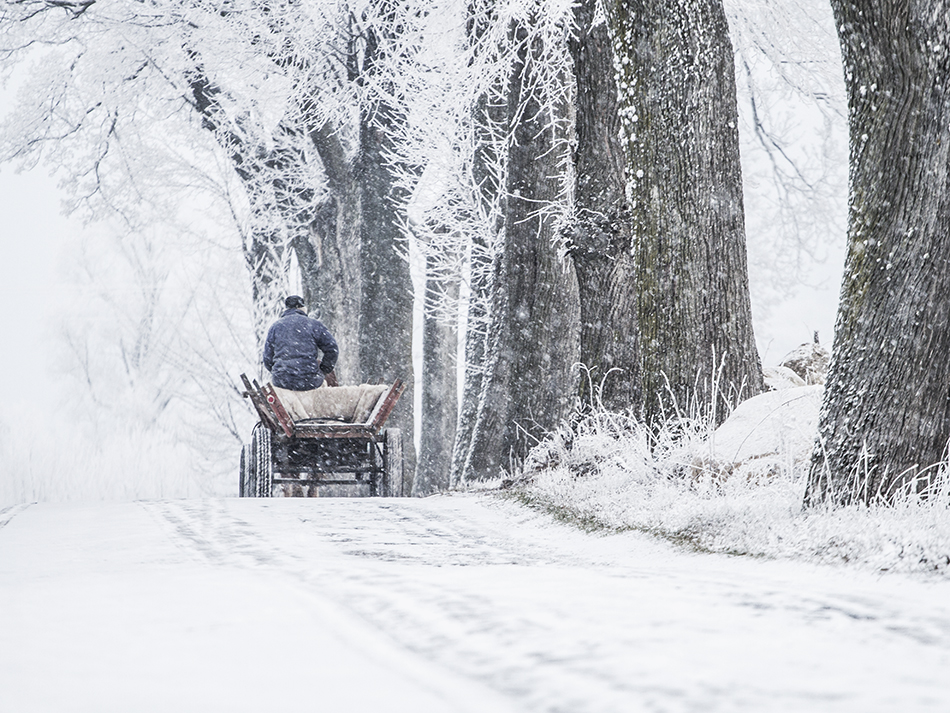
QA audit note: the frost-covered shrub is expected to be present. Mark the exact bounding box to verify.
[517,393,950,579]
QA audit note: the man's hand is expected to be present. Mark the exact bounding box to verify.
[324,370,339,387]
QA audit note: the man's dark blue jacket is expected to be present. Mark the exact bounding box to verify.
[263,309,339,390]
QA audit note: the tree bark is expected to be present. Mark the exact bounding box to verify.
[570,0,641,413]
[466,18,581,476]
[308,124,363,385]
[415,253,459,495]
[451,6,506,484]
[357,27,417,479]
[608,0,763,426]
[451,279,489,485]
[806,1,950,505]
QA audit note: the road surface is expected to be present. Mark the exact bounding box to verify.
[1,495,949,712]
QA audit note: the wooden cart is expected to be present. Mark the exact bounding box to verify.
[239,374,406,498]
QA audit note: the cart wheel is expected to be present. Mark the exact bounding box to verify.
[239,443,252,497]
[252,423,273,498]
[382,428,404,497]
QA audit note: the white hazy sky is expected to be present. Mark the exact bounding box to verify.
[0,164,77,412]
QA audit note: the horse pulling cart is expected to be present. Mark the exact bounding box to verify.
[239,374,407,498]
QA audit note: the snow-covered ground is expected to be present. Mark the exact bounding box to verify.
[3,494,949,712]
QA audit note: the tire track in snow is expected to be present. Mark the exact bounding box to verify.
[144,497,950,713]
[141,499,291,569]
[305,503,950,712]
[0,502,31,531]
[145,498,675,710]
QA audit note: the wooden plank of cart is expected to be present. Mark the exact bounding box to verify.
[238,373,407,498]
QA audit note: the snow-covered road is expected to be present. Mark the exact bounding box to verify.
[2,495,949,712]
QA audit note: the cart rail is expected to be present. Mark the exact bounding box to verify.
[240,373,405,439]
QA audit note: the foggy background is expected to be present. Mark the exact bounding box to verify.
[0,0,848,505]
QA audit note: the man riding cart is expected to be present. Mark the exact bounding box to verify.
[239,295,405,498]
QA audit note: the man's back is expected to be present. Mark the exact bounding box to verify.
[263,305,338,391]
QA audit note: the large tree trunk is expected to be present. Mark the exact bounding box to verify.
[451,5,506,484]
[357,28,416,478]
[358,119,413,388]
[806,1,950,505]
[308,124,363,385]
[451,281,489,485]
[569,0,641,413]
[608,0,763,426]
[466,18,581,477]
[415,253,459,495]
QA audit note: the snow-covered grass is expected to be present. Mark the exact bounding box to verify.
[0,411,207,508]
[511,400,950,579]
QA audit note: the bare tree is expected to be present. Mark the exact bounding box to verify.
[415,244,459,495]
[0,0,427,497]
[0,0,415,399]
[447,0,509,484]
[807,0,950,505]
[725,0,848,331]
[381,0,581,481]
[185,61,303,345]
[465,8,580,476]
[5,0,796,493]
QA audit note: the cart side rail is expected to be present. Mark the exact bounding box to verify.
[240,373,284,434]
[261,382,296,437]
[366,379,405,433]
[240,374,404,439]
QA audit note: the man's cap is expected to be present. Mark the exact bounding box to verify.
[285,295,305,309]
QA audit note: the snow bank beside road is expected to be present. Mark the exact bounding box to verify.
[521,386,950,578]
[708,384,824,480]
[0,412,208,508]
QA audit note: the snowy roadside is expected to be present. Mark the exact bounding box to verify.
[516,384,950,580]
[2,495,950,712]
